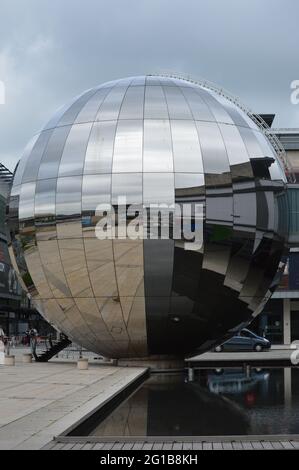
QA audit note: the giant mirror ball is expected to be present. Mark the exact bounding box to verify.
[8,75,289,359]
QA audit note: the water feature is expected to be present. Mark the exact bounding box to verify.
[71,367,299,437]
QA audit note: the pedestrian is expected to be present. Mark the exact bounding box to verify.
[29,328,38,357]
[11,335,16,348]
[0,325,4,340]
[0,326,6,363]
[25,329,30,346]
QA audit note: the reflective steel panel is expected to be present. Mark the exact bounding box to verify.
[113,120,143,173]
[38,126,72,180]
[143,120,173,172]
[84,121,117,174]
[58,123,93,177]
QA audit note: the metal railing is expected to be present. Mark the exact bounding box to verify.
[149,72,296,183]
[1,335,53,355]
[270,128,299,133]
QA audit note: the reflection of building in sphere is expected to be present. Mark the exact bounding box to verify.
[8,75,289,359]
[0,164,22,298]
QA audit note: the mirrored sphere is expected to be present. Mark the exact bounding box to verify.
[8,75,289,358]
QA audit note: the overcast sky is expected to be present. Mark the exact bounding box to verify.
[0,0,298,171]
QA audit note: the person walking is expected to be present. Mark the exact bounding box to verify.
[24,329,30,346]
[0,326,6,363]
[29,328,38,357]
[11,335,16,348]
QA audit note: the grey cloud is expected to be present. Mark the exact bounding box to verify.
[0,0,298,170]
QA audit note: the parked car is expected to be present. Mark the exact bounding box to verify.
[214,329,271,352]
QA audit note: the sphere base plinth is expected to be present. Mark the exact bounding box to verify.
[116,356,185,371]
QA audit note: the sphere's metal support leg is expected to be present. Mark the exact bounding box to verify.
[244,363,251,378]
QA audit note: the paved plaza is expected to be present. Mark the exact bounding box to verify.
[0,353,145,450]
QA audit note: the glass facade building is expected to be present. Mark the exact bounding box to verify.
[0,163,54,337]
[251,129,299,344]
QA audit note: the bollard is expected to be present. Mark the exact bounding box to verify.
[4,355,15,366]
[0,352,4,365]
[188,367,194,382]
[77,358,89,370]
[23,353,32,364]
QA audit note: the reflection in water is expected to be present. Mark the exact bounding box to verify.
[83,367,299,437]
